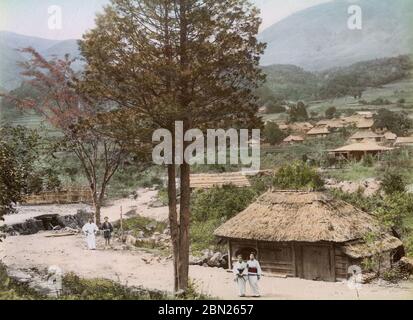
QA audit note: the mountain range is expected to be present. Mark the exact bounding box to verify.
[259,0,413,70]
[1,0,413,90]
[0,31,80,91]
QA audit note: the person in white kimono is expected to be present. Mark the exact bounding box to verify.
[247,253,262,297]
[233,255,248,297]
[82,218,99,250]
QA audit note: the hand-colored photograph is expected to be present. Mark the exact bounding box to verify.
[0,0,412,302]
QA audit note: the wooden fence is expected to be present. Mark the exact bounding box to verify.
[22,187,92,205]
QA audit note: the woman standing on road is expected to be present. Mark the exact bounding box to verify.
[247,253,262,297]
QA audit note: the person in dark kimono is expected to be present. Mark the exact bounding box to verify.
[101,216,114,249]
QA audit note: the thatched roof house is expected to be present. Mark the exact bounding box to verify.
[190,172,251,189]
[283,135,304,144]
[356,118,375,129]
[349,130,383,143]
[214,191,403,282]
[384,132,397,141]
[306,126,330,137]
[329,142,393,160]
[394,136,413,147]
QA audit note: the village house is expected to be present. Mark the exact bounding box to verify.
[306,126,330,138]
[214,191,403,282]
[356,111,374,118]
[283,135,305,144]
[278,122,314,133]
[329,141,393,161]
[394,136,413,147]
[383,131,397,143]
[349,130,383,143]
[315,119,346,131]
[356,118,375,130]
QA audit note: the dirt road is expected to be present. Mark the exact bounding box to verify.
[1,232,412,300]
[1,188,169,228]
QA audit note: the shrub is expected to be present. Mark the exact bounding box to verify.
[190,185,259,252]
[265,103,286,114]
[273,161,324,191]
[263,122,285,146]
[61,272,167,300]
[381,171,406,195]
[191,185,257,223]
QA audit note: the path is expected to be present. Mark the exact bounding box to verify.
[1,232,412,300]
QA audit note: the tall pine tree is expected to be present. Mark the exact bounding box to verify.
[80,0,265,291]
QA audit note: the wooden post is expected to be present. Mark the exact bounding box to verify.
[292,243,297,277]
[228,241,232,270]
[120,206,124,238]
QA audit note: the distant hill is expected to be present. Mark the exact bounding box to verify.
[0,31,80,91]
[258,55,412,103]
[259,0,413,70]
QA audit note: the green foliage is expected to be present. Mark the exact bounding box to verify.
[381,171,406,195]
[0,139,23,220]
[375,192,413,235]
[261,132,348,170]
[288,101,309,122]
[273,161,324,191]
[0,125,61,195]
[191,185,257,223]
[373,108,413,136]
[61,273,168,300]
[258,64,319,101]
[179,279,215,300]
[325,106,339,119]
[329,189,381,213]
[107,165,164,198]
[265,103,286,114]
[258,56,412,102]
[361,154,375,167]
[120,216,167,238]
[331,189,413,252]
[326,161,377,182]
[263,122,285,146]
[190,185,260,252]
[0,263,44,300]
[190,218,224,253]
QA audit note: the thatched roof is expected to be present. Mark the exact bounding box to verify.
[214,191,396,244]
[342,236,403,259]
[306,126,330,136]
[350,130,382,140]
[356,119,375,129]
[356,111,374,118]
[330,142,393,153]
[190,172,251,189]
[279,122,313,132]
[316,119,346,129]
[394,136,413,146]
[283,135,304,143]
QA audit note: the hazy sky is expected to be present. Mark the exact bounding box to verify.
[0,0,332,40]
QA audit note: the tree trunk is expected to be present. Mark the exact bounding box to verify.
[90,184,101,225]
[95,204,101,226]
[178,160,191,291]
[167,164,180,292]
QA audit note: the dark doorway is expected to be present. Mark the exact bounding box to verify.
[234,247,257,261]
